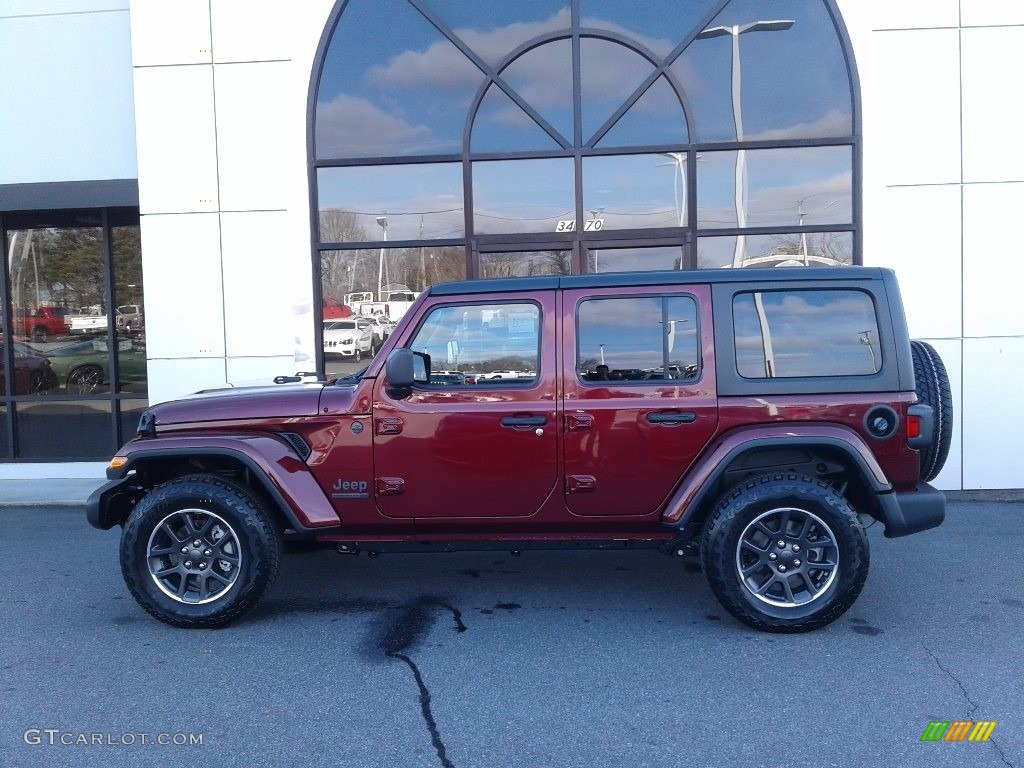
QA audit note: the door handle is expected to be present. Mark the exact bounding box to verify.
[501,415,548,428]
[646,411,696,425]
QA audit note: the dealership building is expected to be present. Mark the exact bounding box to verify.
[0,0,1020,490]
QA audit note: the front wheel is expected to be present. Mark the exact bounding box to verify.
[700,473,869,633]
[120,474,281,628]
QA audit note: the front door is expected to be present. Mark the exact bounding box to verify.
[561,284,718,516]
[372,290,558,520]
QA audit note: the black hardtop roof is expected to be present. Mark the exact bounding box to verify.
[426,267,894,297]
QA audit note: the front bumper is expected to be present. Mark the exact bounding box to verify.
[86,477,142,530]
[879,482,946,538]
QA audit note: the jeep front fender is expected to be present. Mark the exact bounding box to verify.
[661,424,891,528]
[103,433,341,532]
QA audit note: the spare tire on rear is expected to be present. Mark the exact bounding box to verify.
[910,341,953,482]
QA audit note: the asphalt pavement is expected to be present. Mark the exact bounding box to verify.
[0,500,1021,768]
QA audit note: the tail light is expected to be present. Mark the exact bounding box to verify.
[906,403,933,449]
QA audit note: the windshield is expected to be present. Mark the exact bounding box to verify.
[325,321,356,330]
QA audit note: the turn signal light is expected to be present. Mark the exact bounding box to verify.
[108,456,128,470]
[907,414,921,439]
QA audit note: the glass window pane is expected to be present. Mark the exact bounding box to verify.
[578,296,699,381]
[473,158,575,235]
[6,224,105,395]
[577,296,663,379]
[472,84,563,153]
[321,246,466,378]
[0,407,7,458]
[588,245,686,273]
[318,164,464,243]
[697,146,852,230]
[666,296,701,378]
[594,76,688,148]
[315,0,484,159]
[580,38,655,143]
[581,0,721,59]
[3,340,58,395]
[672,0,852,142]
[500,38,574,144]
[584,153,689,230]
[733,290,880,378]
[409,302,540,383]
[118,399,148,448]
[697,232,853,269]
[424,1,570,67]
[113,224,147,394]
[480,250,572,279]
[16,400,114,459]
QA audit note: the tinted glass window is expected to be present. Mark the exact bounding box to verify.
[480,250,572,279]
[318,164,463,242]
[584,154,688,230]
[697,231,852,269]
[473,158,575,235]
[697,146,853,230]
[409,303,540,383]
[314,0,483,159]
[733,290,880,378]
[672,0,852,143]
[577,295,699,382]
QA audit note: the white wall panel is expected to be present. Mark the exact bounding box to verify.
[864,185,962,339]
[219,211,299,358]
[214,62,297,211]
[139,213,225,359]
[869,29,961,186]
[129,0,210,67]
[146,358,229,406]
[961,0,1024,27]
[962,337,1024,488]
[226,356,296,386]
[962,183,1024,337]
[210,0,334,63]
[962,27,1024,183]
[1,1,126,14]
[132,65,219,214]
[0,10,137,185]
[838,0,960,31]
[917,339,963,491]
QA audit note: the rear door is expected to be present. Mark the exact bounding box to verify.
[561,285,718,516]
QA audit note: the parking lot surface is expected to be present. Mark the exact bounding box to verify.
[1,502,1021,768]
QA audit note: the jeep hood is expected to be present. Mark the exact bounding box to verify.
[150,384,327,426]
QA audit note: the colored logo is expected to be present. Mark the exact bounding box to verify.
[921,721,997,742]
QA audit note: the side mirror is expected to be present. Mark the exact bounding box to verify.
[384,349,430,398]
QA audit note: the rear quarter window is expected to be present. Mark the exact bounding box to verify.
[733,289,880,378]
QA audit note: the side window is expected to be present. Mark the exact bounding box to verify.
[577,295,700,382]
[733,290,880,378]
[408,302,540,385]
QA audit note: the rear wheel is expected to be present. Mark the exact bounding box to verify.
[910,340,952,482]
[32,325,48,343]
[120,474,281,628]
[701,473,869,633]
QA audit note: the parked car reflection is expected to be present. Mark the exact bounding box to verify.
[0,342,59,394]
[13,337,147,395]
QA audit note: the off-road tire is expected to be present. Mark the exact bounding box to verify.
[120,474,281,628]
[910,340,952,482]
[701,473,869,633]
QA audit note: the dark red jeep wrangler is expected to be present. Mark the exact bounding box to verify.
[88,267,950,632]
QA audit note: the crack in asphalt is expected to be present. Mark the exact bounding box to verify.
[922,643,1015,768]
[379,597,467,768]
